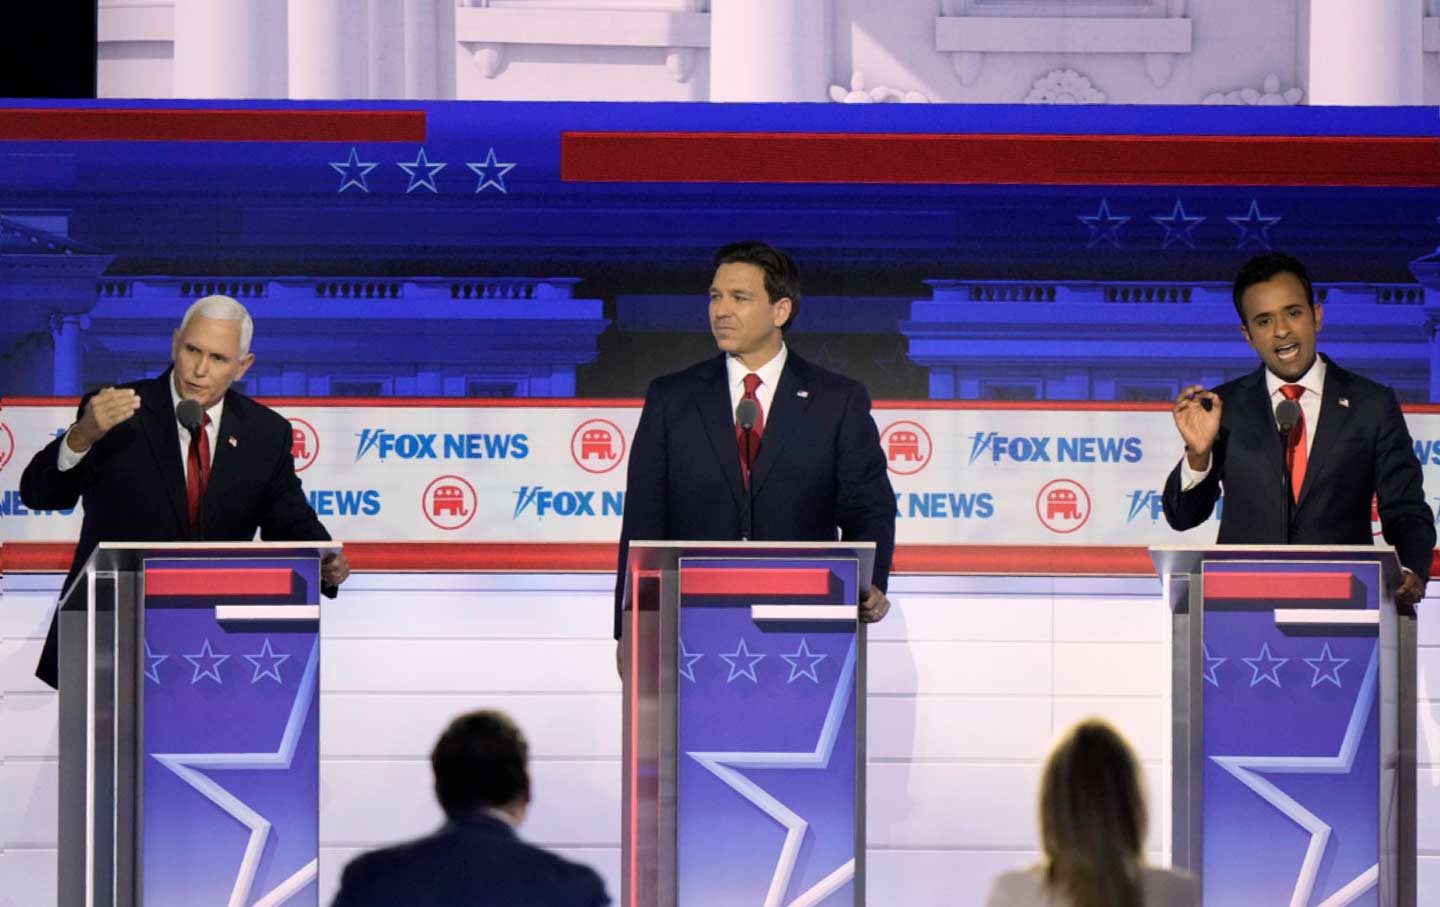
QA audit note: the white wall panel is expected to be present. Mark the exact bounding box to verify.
[868,640,1052,696]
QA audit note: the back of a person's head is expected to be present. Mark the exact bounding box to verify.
[430,710,530,820]
[1039,719,1146,907]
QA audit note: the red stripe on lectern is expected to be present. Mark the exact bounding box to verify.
[561,132,1440,187]
[680,568,832,597]
[1204,572,1353,600]
[146,568,295,597]
[0,109,426,142]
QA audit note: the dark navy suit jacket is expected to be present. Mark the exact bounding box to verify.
[1162,356,1435,578]
[614,350,896,637]
[20,369,332,688]
[329,814,610,907]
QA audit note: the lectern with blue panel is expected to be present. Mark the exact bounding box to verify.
[56,541,339,907]
[1152,545,1417,907]
[622,540,874,907]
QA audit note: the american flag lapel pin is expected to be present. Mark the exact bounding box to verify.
[228,435,238,447]
[797,390,809,398]
[1338,398,1349,408]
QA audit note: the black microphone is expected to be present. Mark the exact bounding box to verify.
[176,399,206,540]
[736,398,759,541]
[1274,398,1302,542]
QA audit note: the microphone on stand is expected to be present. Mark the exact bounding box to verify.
[1275,398,1301,543]
[177,399,206,541]
[736,398,759,542]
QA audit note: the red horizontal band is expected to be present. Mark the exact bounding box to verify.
[1204,571,1354,600]
[680,567,832,597]
[145,567,295,597]
[0,109,426,143]
[562,132,1440,187]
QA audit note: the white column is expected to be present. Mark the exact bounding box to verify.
[1304,0,1423,104]
[403,0,440,99]
[710,0,832,101]
[289,0,368,99]
[369,0,406,99]
[50,314,87,396]
[173,0,287,98]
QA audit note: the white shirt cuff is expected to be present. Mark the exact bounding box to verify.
[1178,453,1211,491]
[56,428,88,472]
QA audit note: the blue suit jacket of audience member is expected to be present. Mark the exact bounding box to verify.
[330,813,611,907]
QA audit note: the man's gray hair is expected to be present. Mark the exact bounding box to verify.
[180,295,254,356]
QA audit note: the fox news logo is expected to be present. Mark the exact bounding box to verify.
[306,488,381,517]
[355,430,529,462]
[1413,440,1440,464]
[1127,490,1224,523]
[895,491,994,519]
[968,433,1143,465]
[0,490,75,517]
[512,486,625,519]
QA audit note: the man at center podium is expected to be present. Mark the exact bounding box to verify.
[614,240,897,666]
[1162,252,1434,607]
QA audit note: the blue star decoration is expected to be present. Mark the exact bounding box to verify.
[1210,645,1381,907]
[1242,641,1289,688]
[1152,199,1206,249]
[1302,643,1350,689]
[152,641,322,907]
[145,640,169,685]
[687,640,860,905]
[679,638,704,683]
[397,147,447,193]
[329,147,379,194]
[183,638,230,685]
[1077,199,1130,249]
[779,637,828,683]
[719,637,766,683]
[1227,199,1281,250]
[466,147,516,194]
[243,638,291,685]
[1202,643,1226,688]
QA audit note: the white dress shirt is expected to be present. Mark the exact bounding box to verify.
[725,343,787,426]
[57,374,223,479]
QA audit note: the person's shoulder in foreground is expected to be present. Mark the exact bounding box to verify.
[985,864,1198,907]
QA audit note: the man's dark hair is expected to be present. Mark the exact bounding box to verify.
[431,710,530,819]
[713,240,801,332]
[1232,252,1315,323]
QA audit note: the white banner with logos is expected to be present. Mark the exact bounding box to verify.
[4,402,1435,545]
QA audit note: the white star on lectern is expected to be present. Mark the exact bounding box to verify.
[397,147,447,193]
[243,638,291,684]
[1302,643,1350,689]
[679,639,704,683]
[466,147,516,194]
[1227,199,1282,250]
[779,638,828,683]
[1202,643,1226,688]
[145,640,169,684]
[153,641,322,907]
[1077,199,1130,248]
[1242,641,1288,688]
[183,639,230,685]
[329,147,378,193]
[719,638,765,683]
[1210,645,1380,907]
[688,639,860,907]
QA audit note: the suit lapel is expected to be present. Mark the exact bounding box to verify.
[137,370,190,535]
[1295,359,1349,508]
[692,356,747,513]
[749,353,813,497]
[203,392,244,534]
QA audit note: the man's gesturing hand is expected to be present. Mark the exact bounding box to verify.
[67,387,141,452]
[1173,384,1221,470]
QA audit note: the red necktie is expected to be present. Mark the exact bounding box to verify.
[1279,384,1306,503]
[736,373,765,484]
[186,413,212,532]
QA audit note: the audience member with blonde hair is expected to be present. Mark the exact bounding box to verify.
[985,719,1198,907]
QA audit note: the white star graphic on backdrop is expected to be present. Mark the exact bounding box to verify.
[679,639,704,683]
[779,638,828,684]
[467,148,516,194]
[153,641,321,907]
[145,640,169,684]
[719,638,766,683]
[1077,199,1130,248]
[184,639,230,685]
[243,638,291,685]
[1243,641,1288,688]
[1202,643,1226,688]
[1228,199,1282,249]
[1152,199,1206,249]
[688,639,859,907]
[329,148,378,193]
[1211,645,1380,907]
[1302,643,1350,689]
[397,147,447,193]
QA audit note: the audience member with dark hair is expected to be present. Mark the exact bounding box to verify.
[330,710,610,907]
[985,719,1198,907]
